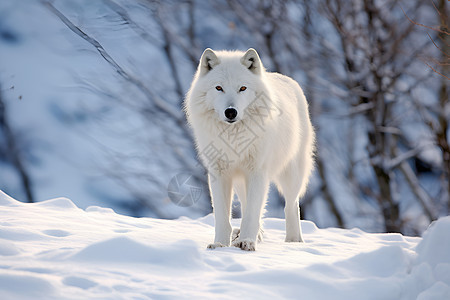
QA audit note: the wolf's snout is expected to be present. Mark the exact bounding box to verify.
[224,107,238,123]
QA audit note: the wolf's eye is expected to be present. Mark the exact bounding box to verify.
[239,86,247,92]
[215,86,223,92]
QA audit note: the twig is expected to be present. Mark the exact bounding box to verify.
[401,6,449,35]
[424,61,450,80]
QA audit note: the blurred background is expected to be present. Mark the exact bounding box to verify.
[0,0,448,235]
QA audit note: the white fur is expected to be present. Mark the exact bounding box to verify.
[184,48,315,251]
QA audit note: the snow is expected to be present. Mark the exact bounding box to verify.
[0,190,449,299]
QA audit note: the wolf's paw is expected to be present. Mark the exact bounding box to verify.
[207,242,227,249]
[232,229,264,243]
[232,239,256,251]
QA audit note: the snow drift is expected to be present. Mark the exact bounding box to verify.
[0,190,449,299]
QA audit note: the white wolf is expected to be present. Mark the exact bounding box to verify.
[184,48,315,251]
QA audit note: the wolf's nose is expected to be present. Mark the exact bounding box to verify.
[224,107,238,122]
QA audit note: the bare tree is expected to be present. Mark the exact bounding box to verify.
[320,0,444,232]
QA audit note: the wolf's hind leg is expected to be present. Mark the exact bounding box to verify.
[276,165,305,243]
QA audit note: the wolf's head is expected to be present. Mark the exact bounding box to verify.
[190,48,267,124]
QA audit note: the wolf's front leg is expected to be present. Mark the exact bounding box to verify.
[207,174,233,249]
[233,173,269,251]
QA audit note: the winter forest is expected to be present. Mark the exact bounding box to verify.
[0,0,449,236]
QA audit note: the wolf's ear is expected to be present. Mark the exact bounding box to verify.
[240,48,262,75]
[199,48,220,76]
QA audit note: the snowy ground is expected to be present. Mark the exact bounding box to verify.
[0,190,449,300]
